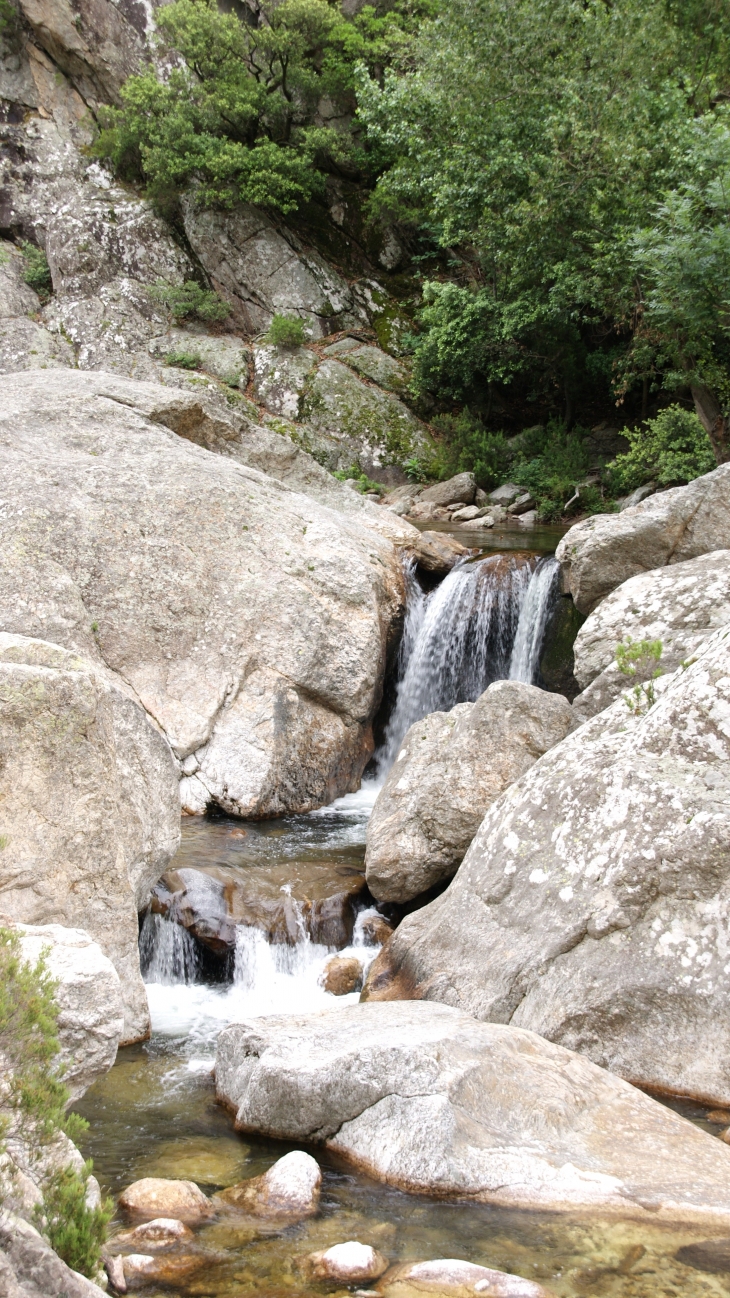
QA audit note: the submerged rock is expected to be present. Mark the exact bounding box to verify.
[16,923,124,1100]
[367,625,730,1105]
[572,550,730,719]
[111,1218,194,1250]
[215,1151,321,1219]
[0,635,179,1044]
[118,1178,213,1224]
[556,465,730,613]
[365,681,575,904]
[215,1001,730,1222]
[121,1252,205,1289]
[301,1240,389,1283]
[376,1259,553,1297]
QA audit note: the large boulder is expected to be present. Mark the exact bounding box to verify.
[572,550,730,719]
[365,681,575,903]
[0,635,179,1044]
[215,1001,730,1223]
[15,923,124,1100]
[556,465,730,613]
[363,625,730,1105]
[0,1212,102,1298]
[0,370,405,821]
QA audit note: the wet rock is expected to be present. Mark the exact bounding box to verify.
[152,860,367,953]
[365,681,575,903]
[419,473,476,508]
[376,1259,553,1296]
[451,505,481,522]
[104,1250,127,1293]
[0,635,179,1045]
[489,483,524,506]
[556,464,730,613]
[516,510,538,527]
[118,1178,213,1224]
[15,923,124,1101]
[359,914,394,946]
[301,1241,388,1283]
[368,625,730,1104]
[111,1218,194,1250]
[215,1151,321,1219]
[706,1110,730,1124]
[321,954,363,995]
[121,1253,205,1288]
[413,531,469,573]
[572,550,730,719]
[215,1000,730,1222]
[0,370,406,821]
[675,1238,730,1274]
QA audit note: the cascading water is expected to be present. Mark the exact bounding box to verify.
[377,552,552,771]
[139,912,200,985]
[508,555,560,684]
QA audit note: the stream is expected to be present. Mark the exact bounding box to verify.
[73,534,730,1298]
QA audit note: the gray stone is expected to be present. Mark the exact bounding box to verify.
[365,625,730,1105]
[450,505,480,522]
[252,344,317,419]
[419,473,476,507]
[365,681,575,903]
[16,923,124,1100]
[572,551,730,719]
[301,1241,388,1284]
[0,371,405,826]
[17,0,145,108]
[556,465,730,613]
[375,1260,552,1297]
[489,483,524,506]
[0,241,75,373]
[410,531,469,573]
[0,1212,101,1298]
[506,492,535,516]
[215,1000,730,1222]
[516,510,538,527]
[325,340,409,395]
[149,330,250,387]
[214,1151,321,1218]
[0,635,179,1044]
[617,482,657,511]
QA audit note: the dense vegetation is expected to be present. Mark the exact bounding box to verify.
[97,0,730,511]
[0,928,111,1277]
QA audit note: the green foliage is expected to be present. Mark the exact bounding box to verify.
[333,466,385,492]
[36,1164,112,1279]
[608,405,715,491]
[20,242,52,302]
[150,279,230,322]
[616,638,663,713]
[427,410,510,487]
[357,0,730,421]
[94,0,431,212]
[0,927,107,1276]
[264,313,306,347]
[164,351,202,370]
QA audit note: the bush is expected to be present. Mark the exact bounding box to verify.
[333,467,385,493]
[264,313,306,347]
[164,351,201,370]
[0,927,109,1278]
[150,279,230,323]
[20,242,52,302]
[608,405,716,492]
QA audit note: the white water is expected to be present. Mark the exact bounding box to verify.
[508,556,559,684]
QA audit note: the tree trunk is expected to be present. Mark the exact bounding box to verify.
[691,382,730,464]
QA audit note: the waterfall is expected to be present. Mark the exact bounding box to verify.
[509,556,559,684]
[139,912,201,985]
[377,553,536,771]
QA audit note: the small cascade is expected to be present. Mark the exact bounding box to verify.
[139,912,200,985]
[377,553,536,770]
[509,556,560,684]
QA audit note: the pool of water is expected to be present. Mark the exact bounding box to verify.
[414,518,570,555]
[74,795,730,1298]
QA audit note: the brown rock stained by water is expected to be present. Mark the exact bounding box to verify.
[300,1240,389,1283]
[118,1178,213,1224]
[321,954,364,995]
[215,1150,321,1219]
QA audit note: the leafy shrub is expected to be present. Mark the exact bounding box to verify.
[333,467,385,493]
[20,242,52,302]
[36,1164,112,1278]
[0,926,109,1278]
[608,405,715,491]
[150,279,230,323]
[616,638,663,713]
[429,411,511,488]
[264,313,306,347]
[164,351,201,370]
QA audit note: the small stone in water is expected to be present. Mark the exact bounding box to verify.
[112,1217,194,1249]
[301,1240,389,1283]
[676,1237,730,1274]
[215,1150,321,1218]
[375,1259,555,1296]
[360,915,394,946]
[706,1110,730,1124]
[118,1177,213,1224]
[321,954,363,995]
[122,1252,205,1289]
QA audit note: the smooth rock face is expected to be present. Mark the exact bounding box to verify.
[419,473,476,507]
[365,682,576,903]
[0,370,406,820]
[215,1151,321,1218]
[556,465,730,613]
[0,635,179,1044]
[118,1178,213,1224]
[15,923,124,1100]
[0,1211,101,1298]
[367,626,730,1105]
[302,1241,388,1283]
[215,1001,730,1221]
[377,1259,553,1297]
[572,550,730,719]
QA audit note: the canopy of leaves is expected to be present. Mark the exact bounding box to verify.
[95,0,431,212]
[357,0,730,427]
[608,404,715,490]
